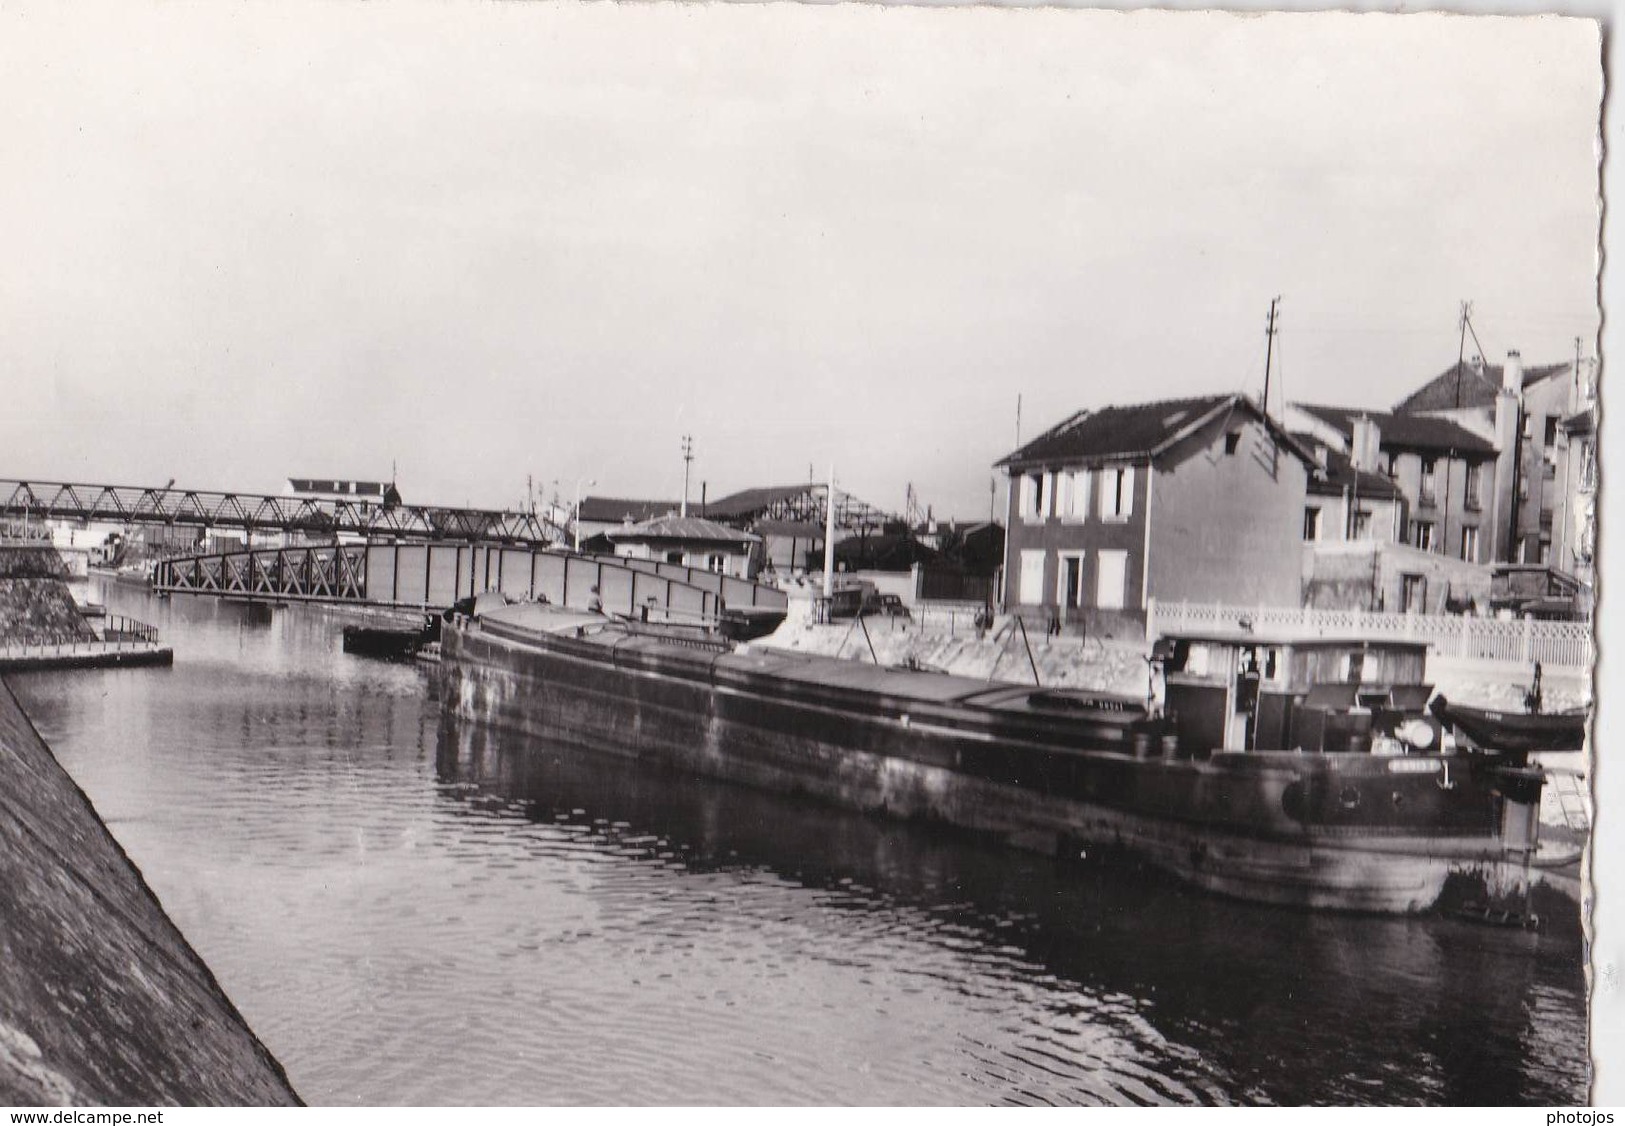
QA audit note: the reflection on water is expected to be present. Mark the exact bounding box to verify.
[7,579,1589,1105]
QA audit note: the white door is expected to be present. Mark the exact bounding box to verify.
[1096,549,1127,610]
[1019,550,1047,605]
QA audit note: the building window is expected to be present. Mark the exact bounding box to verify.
[1224,432,1241,456]
[1401,573,1426,614]
[1544,415,1560,447]
[1019,473,1047,523]
[1057,552,1085,609]
[1463,463,1482,511]
[1303,507,1321,542]
[1382,451,1398,480]
[1580,440,1597,491]
[665,550,684,564]
[708,553,726,573]
[1419,458,1437,505]
[1539,538,1552,565]
[1412,520,1434,552]
[1096,550,1128,610]
[1460,526,1479,562]
[1061,469,1090,521]
[1103,466,1135,521]
[1351,509,1372,540]
[1018,550,1047,606]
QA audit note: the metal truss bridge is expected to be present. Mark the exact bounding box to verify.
[0,478,564,545]
[152,541,789,622]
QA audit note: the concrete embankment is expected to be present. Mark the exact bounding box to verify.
[0,679,299,1106]
[0,547,96,646]
[1,546,171,671]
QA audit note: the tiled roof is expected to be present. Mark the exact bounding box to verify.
[996,394,1320,470]
[1293,404,1496,456]
[606,516,760,544]
[1392,360,1572,413]
[577,496,679,524]
[1297,440,1404,500]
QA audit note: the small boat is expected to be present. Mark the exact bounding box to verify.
[342,617,439,662]
[1429,696,1589,755]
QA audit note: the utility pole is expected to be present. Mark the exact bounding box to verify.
[1261,297,1281,418]
[1455,300,1472,408]
[681,434,694,518]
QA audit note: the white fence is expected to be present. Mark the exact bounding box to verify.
[1147,599,1594,670]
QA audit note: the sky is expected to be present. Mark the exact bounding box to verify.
[0,2,1602,521]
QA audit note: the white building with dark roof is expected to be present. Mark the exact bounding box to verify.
[606,516,761,577]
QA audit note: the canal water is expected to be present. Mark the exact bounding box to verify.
[9,579,1589,1106]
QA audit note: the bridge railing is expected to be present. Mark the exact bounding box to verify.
[151,542,787,623]
[610,557,789,610]
[0,478,565,546]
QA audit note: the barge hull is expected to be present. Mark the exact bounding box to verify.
[443,621,1547,914]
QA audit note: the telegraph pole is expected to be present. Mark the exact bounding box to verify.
[1455,300,1472,408]
[1261,297,1281,417]
[681,434,694,518]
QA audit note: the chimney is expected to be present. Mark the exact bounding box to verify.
[1503,349,1523,395]
[1349,415,1382,471]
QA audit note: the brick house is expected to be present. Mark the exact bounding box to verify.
[995,394,1322,634]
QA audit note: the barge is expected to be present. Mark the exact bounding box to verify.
[441,603,1578,915]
